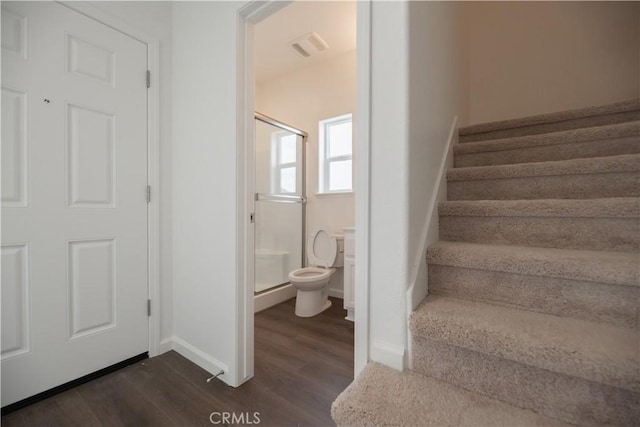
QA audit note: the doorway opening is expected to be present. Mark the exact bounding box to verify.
[237,0,361,386]
[250,1,357,315]
[237,0,371,387]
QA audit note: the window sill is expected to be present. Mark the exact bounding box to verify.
[314,191,354,198]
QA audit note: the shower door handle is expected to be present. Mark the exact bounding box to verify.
[255,193,307,204]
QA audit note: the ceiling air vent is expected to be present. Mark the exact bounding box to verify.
[290,32,329,58]
[291,42,311,57]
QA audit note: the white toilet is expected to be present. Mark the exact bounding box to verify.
[289,228,344,317]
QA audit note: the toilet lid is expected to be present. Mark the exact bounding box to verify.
[307,229,337,267]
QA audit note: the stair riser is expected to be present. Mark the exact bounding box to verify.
[455,136,640,167]
[412,337,640,426]
[439,216,639,252]
[459,110,640,143]
[428,264,639,328]
[448,171,640,200]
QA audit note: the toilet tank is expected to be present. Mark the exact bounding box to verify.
[333,234,344,268]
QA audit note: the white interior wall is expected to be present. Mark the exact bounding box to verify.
[171,1,244,386]
[368,0,410,370]
[367,0,468,371]
[256,51,356,296]
[86,1,174,350]
[406,1,466,311]
[464,1,640,124]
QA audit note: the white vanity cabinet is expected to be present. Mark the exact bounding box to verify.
[343,227,355,321]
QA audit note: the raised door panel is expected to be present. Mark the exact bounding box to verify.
[1,8,27,59]
[68,239,116,339]
[1,88,28,207]
[67,104,115,207]
[67,34,115,87]
[1,245,30,359]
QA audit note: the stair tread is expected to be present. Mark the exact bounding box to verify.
[459,99,640,137]
[447,153,640,181]
[439,197,640,218]
[331,362,570,427]
[427,241,639,286]
[454,121,640,154]
[410,295,640,392]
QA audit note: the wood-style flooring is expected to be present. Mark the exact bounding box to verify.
[1,297,354,426]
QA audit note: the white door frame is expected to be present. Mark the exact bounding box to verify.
[57,1,163,357]
[353,0,372,377]
[235,0,372,385]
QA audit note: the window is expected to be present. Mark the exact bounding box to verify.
[319,114,353,193]
[271,132,298,194]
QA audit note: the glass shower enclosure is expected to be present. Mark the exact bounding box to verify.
[254,113,307,294]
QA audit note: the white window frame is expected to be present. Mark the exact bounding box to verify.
[318,113,353,194]
[270,131,297,195]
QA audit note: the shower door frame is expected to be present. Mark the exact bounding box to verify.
[254,112,308,293]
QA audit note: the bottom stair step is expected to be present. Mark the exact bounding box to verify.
[410,296,639,392]
[331,362,568,427]
[412,336,640,426]
[409,296,640,426]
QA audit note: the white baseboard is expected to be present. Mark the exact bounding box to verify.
[328,288,344,299]
[157,338,173,355]
[172,336,230,385]
[371,340,406,371]
[345,308,354,322]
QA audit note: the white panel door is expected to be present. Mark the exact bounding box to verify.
[1,2,148,406]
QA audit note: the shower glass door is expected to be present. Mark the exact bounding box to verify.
[254,114,306,294]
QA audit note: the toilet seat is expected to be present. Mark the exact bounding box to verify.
[307,229,337,268]
[289,266,335,283]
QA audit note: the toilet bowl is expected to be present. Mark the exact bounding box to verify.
[289,229,344,317]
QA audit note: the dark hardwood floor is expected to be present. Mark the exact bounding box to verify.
[1,297,354,427]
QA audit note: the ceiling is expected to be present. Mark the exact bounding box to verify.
[254,1,357,84]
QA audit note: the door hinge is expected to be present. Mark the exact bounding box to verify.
[250,212,255,223]
[146,185,151,203]
[147,299,151,316]
[146,70,151,88]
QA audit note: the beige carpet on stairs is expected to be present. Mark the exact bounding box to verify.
[332,99,640,427]
[331,363,569,427]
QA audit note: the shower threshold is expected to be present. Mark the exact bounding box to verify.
[254,283,296,313]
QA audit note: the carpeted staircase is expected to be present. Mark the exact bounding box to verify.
[332,100,640,426]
